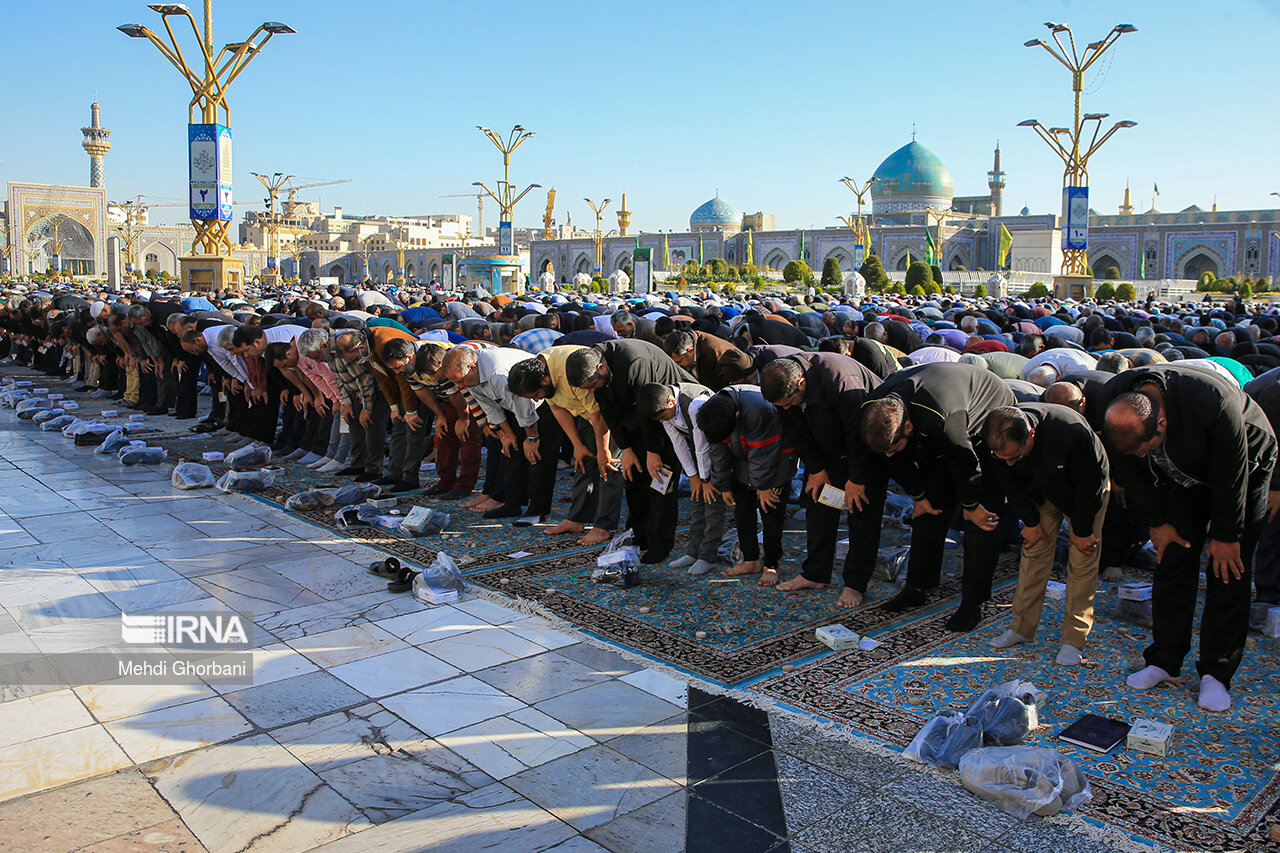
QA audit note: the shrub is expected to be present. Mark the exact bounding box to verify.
[821,256,842,290]
[859,254,890,290]
[884,281,906,295]
[1025,282,1050,299]
[924,280,942,295]
[1196,271,1217,292]
[710,258,730,276]
[1102,266,1121,280]
[904,261,933,291]
[1116,282,1136,300]
[783,259,813,284]
[975,283,988,297]
[1240,281,1254,300]
[1094,281,1116,301]
[945,284,956,294]
[930,264,943,286]
[909,284,926,296]
[739,262,758,277]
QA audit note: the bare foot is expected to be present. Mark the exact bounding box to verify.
[837,587,864,608]
[460,495,487,509]
[757,567,780,587]
[1101,566,1124,582]
[473,498,503,513]
[777,575,827,593]
[578,527,611,546]
[722,560,762,578]
[544,519,585,536]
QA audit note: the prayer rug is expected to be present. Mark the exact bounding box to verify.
[753,575,1280,853]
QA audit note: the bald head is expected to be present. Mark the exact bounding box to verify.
[1104,391,1163,455]
[1025,364,1059,388]
[1044,381,1085,413]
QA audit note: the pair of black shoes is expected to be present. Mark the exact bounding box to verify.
[880,586,984,632]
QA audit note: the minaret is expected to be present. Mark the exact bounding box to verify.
[81,98,112,189]
[987,143,1006,218]
[1118,180,1134,215]
[616,192,632,237]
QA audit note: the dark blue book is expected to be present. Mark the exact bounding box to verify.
[1058,714,1131,753]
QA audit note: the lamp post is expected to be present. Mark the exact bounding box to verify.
[118,1,294,291]
[112,197,148,283]
[1019,22,1137,291]
[251,171,291,288]
[925,206,949,270]
[393,233,410,285]
[473,125,540,257]
[584,197,612,275]
[839,175,877,269]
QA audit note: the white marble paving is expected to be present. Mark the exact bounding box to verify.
[287,622,409,669]
[372,604,492,645]
[104,695,253,763]
[381,675,526,737]
[435,707,595,780]
[0,688,95,748]
[77,678,217,723]
[270,702,430,772]
[417,626,552,672]
[0,724,131,802]
[327,646,460,698]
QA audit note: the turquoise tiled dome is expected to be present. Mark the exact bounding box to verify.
[690,196,742,230]
[870,141,954,201]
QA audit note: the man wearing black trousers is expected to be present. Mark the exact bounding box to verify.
[860,362,1015,631]
[761,352,888,608]
[1098,365,1276,712]
[566,340,694,563]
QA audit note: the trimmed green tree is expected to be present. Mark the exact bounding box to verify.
[821,256,842,290]
[783,259,813,284]
[859,254,890,290]
[1116,282,1136,300]
[1103,265,1121,280]
[930,264,943,286]
[1025,282,1050,298]
[905,261,933,292]
[1094,282,1116,301]
[974,283,988,297]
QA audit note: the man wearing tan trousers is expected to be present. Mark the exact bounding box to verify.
[982,403,1110,666]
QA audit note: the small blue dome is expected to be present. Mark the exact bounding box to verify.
[690,196,742,230]
[870,141,954,201]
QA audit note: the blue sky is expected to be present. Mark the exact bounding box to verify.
[3,1,1278,232]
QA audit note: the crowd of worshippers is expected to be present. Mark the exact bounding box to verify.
[4,278,1280,712]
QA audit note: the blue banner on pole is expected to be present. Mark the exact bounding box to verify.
[1062,186,1089,251]
[189,124,233,221]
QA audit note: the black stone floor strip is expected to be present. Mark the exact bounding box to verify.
[686,686,791,851]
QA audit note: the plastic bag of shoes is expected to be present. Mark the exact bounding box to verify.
[119,446,167,465]
[171,462,216,490]
[959,747,1091,819]
[904,710,966,767]
[872,546,910,585]
[224,442,272,470]
[94,429,132,455]
[32,407,65,424]
[284,489,338,512]
[331,482,382,507]
[40,415,76,431]
[214,468,275,492]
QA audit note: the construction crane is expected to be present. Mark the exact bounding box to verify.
[542,188,556,240]
[439,191,484,238]
[281,178,353,217]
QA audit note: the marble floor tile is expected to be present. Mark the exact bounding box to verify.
[261,555,386,601]
[306,782,576,853]
[371,605,492,645]
[452,595,532,626]
[620,667,690,707]
[11,591,121,635]
[0,769,180,853]
[103,578,208,611]
[0,568,96,607]
[417,626,550,672]
[534,680,684,741]
[287,622,409,669]
[192,568,326,616]
[224,670,366,729]
[315,743,493,823]
[327,646,460,698]
[0,626,40,656]
[105,695,253,764]
[220,642,319,690]
[256,591,422,641]
[504,618,581,651]
[77,817,208,852]
[270,702,429,772]
[77,679,217,723]
[505,742,681,832]
[474,651,613,705]
[435,707,595,780]
[585,790,686,852]
[81,561,184,592]
[603,713,690,786]
[0,724,131,802]
[381,675,525,737]
[27,616,122,654]
[142,733,369,853]
[555,642,645,677]
[0,530,38,549]
[0,688,95,748]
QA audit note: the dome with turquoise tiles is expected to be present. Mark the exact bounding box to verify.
[870,141,954,215]
[690,195,742,232]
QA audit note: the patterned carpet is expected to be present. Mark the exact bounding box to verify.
[754,574,1280,853]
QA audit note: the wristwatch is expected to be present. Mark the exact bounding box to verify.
[525,436,540,443]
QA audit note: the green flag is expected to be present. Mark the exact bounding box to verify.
[698,234,704,264]
[747,230,754,266]
[998,224,1013,267]
[924,229,938,267]
[1139,249,1146,279]
[662,233,670,269]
